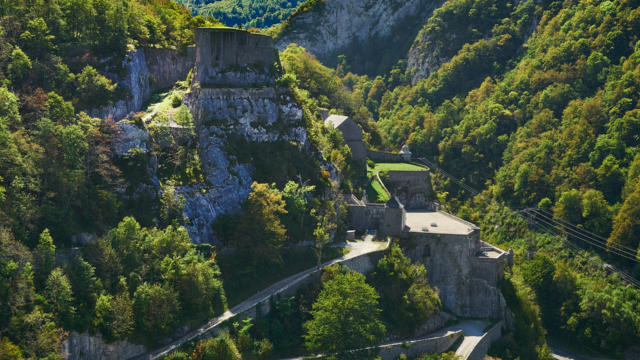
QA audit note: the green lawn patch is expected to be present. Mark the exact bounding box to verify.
[367,177,390,203]
[365,161,423,203]
[367,162,426,177]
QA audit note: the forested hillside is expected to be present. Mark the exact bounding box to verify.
[275,0,640,357]
[2,0,640,358]
[375,0,640,259]
[177,0,306,29]
[373,0,640,356]
[0,0,224,357]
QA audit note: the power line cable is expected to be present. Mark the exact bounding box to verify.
[413,156,640,285]
[527,209,638,258]
[523,210,639,263]
[534,207,638,254]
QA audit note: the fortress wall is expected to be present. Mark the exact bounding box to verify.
[367,149,405,163]
[376,330,463,360]
[348,203,386,231]
[386,170,433,209]
[472,253,507,285]
[467,321,504,360]
[195,28,278,87]
[401,232,506,319]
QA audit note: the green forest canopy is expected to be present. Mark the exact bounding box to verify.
[177,0,306,29]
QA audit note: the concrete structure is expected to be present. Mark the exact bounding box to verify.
[194,28,278,87]
[386,170,434,209]
[324,115,367,162]
[367,148,410,163]
[347,166,511,319]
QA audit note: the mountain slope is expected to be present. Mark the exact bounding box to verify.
[276,0,443,75]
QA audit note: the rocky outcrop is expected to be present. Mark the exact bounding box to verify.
[112,121,150,157]
[406,28,452,84]
[181,86,306,243]
[65,332,146,360]
[275,0,442,74]
[89,48,195,121]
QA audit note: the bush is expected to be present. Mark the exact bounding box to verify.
[75,66,117,110]
[171,94,182,108]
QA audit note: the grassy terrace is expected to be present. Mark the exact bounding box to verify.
[367,177,390,203]
[365,161,426,203]
[366,162,427,177]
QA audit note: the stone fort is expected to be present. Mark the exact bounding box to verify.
[327,113,512,320]
[195,28,279,87]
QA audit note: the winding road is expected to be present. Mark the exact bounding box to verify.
[133,236,389,360]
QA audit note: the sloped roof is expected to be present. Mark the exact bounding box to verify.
[324,115,363,141]
[324,115,349,128]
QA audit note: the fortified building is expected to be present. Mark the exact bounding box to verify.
[195,28,278,87]
[328,114,512,320]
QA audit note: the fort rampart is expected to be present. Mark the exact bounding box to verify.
[195,28,278,87]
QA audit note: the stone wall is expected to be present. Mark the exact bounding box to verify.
[145,47,196,90]
[471,255,507,285]
[89,48,195,121]
[376,331,463,360]
[386,170,433,209]
[348,203,386,231]
[367,149,406,163]
[401,231,507,319]
[195,28,277,87]
[382,205,405,236]
[467,321,503,360]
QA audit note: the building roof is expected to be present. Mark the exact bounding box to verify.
[324,115,363,141]
[324,115,350,129]
[404,210,477,235]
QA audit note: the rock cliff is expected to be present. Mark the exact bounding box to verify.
[181,86,306,243]
[276,0,442,74]
[406,29,452,84]
[89,48,195,121]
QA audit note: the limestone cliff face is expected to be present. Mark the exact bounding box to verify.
[89,48,195,121]
[181,87,306,243]
[406,28,451,84]
[276,0,441,74]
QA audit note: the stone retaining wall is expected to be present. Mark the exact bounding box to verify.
[466,321,503,360]
[367,149,406,163]
[377,331,463,360]
[65,332,146,360]
[386,170,433,209]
